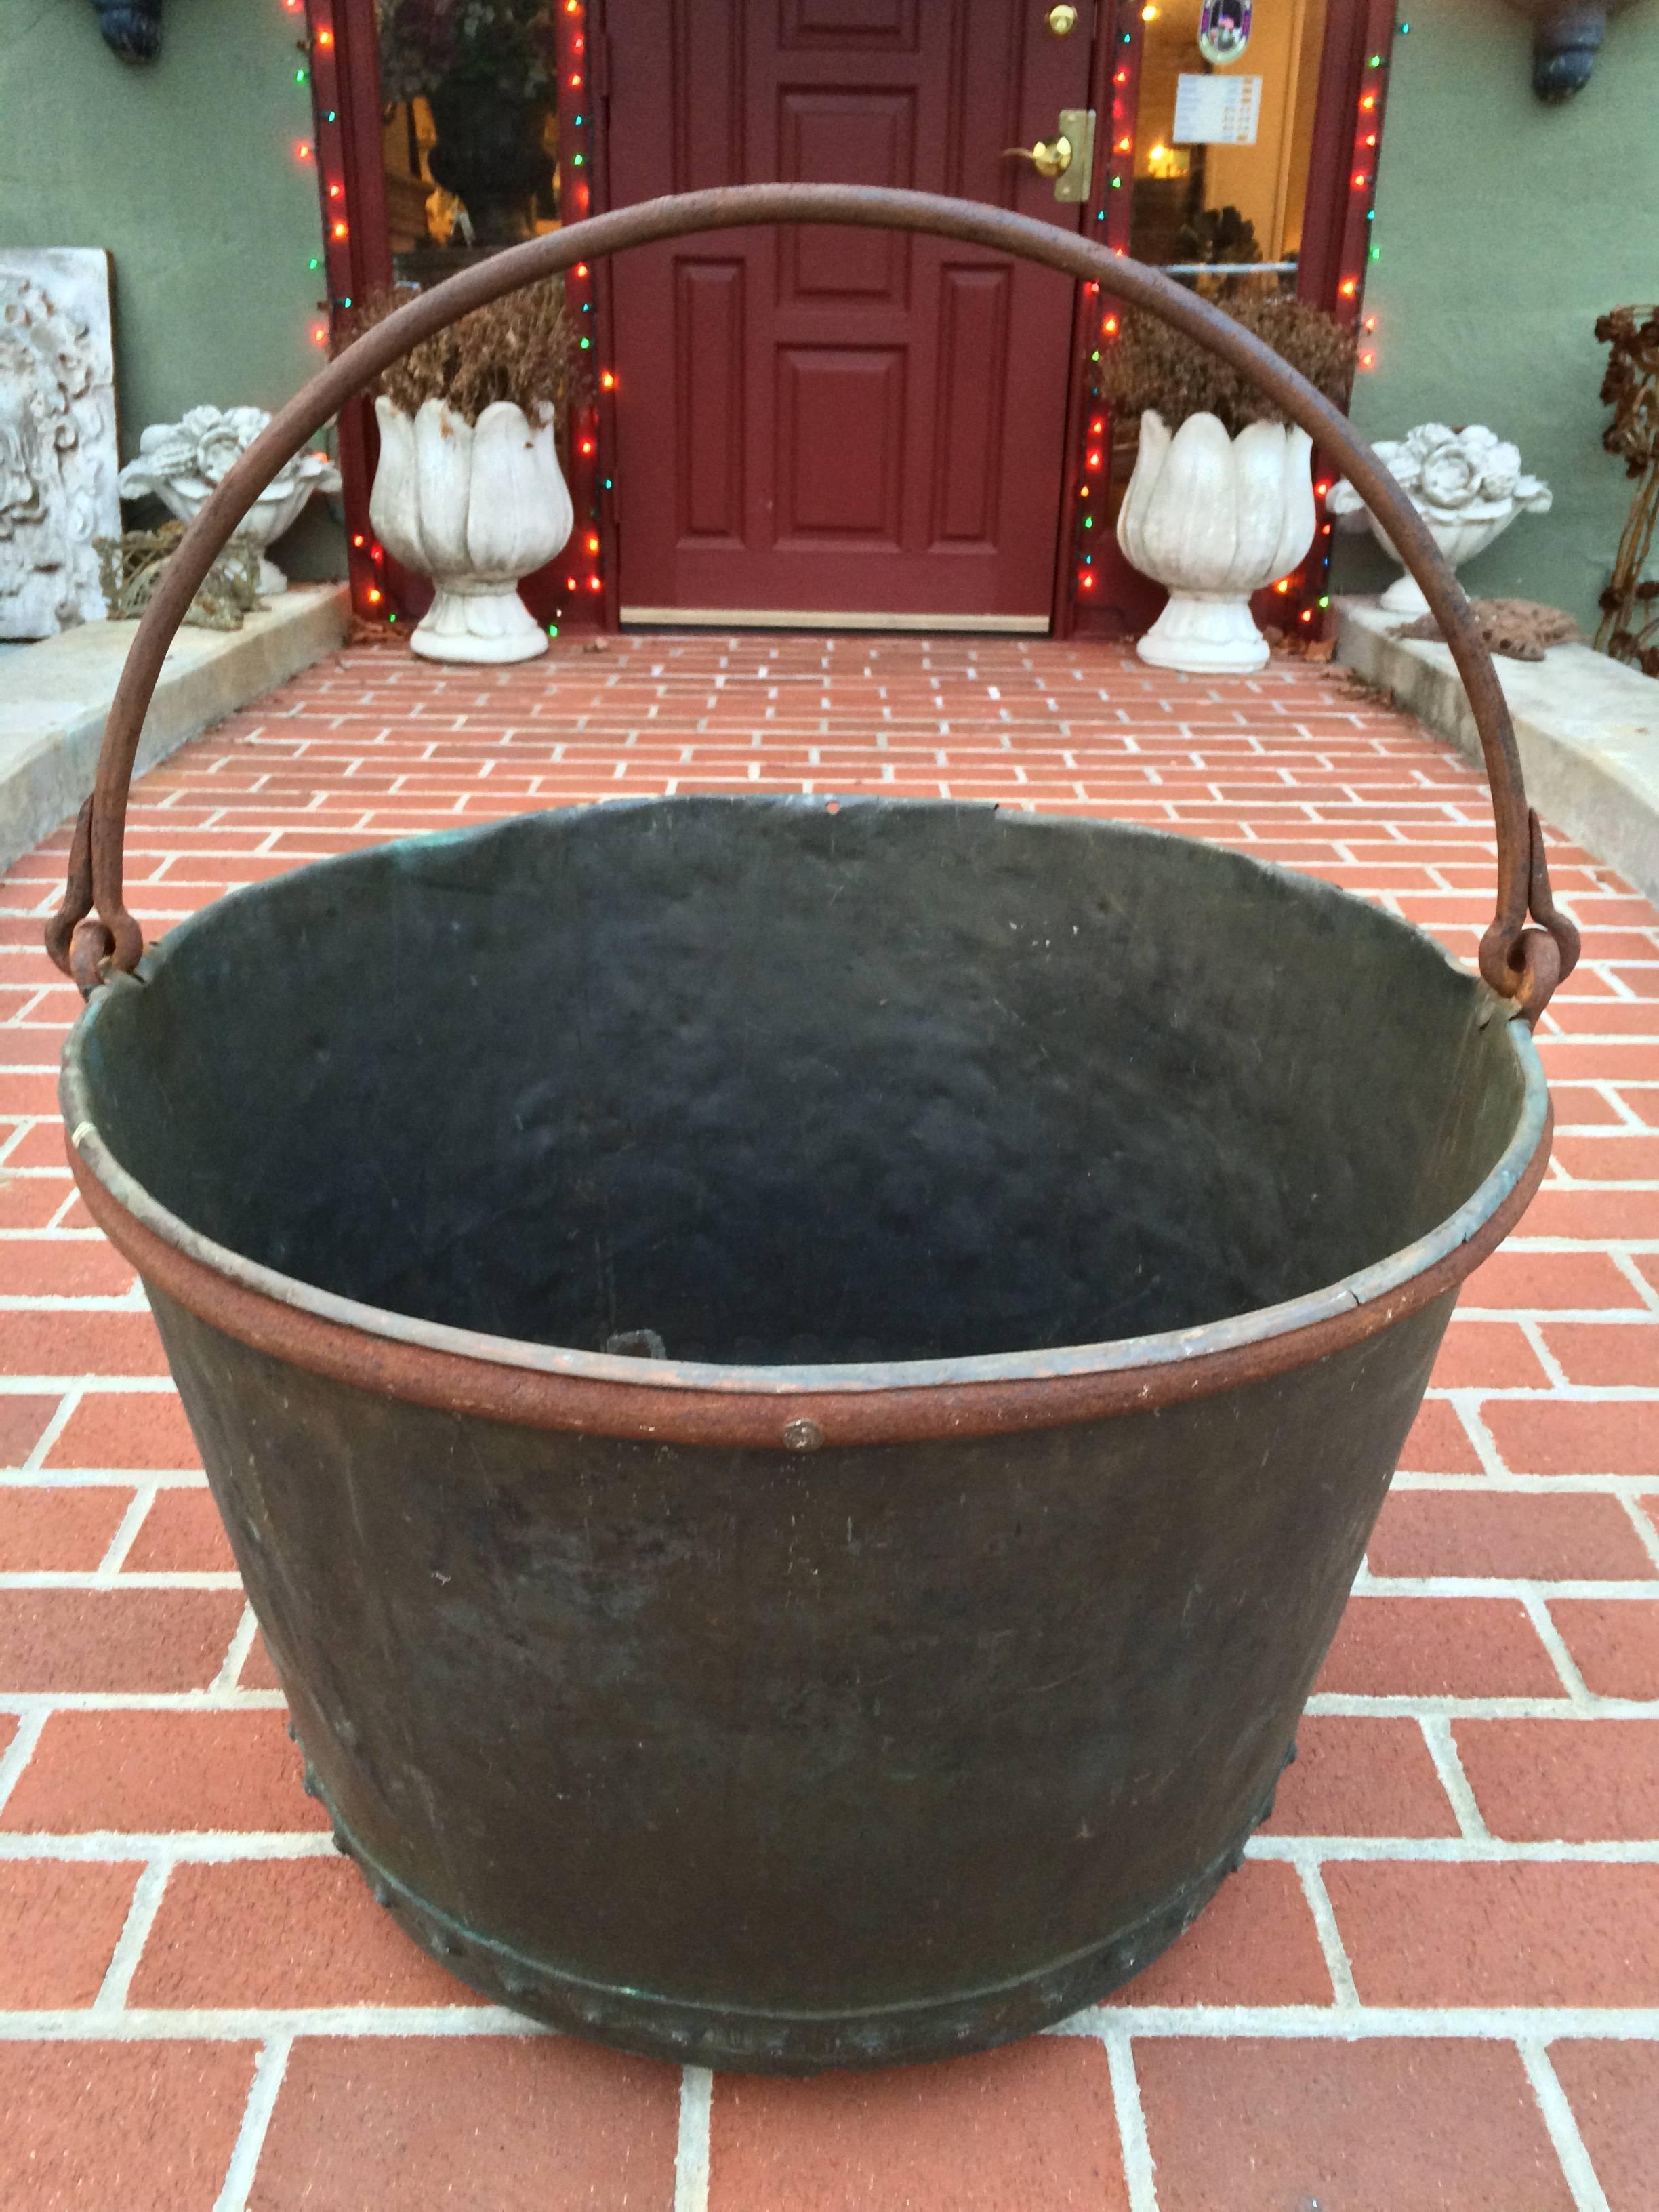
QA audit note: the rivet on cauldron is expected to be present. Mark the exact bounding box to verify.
[782,1418,825,1452]
[430,1931,456,1957]
[500,1969,532,1996]
[371,1880,392,1907]
[300,1763,319,1798]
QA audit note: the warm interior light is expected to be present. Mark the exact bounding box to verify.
[367,588,382,604]
[1149,142,1166,160]
[1116,136,1132,152]
[579,438,594,456]
[1102,315,1119,335]
[1080,572,1096,588]
[295,141,314,162]
[588,576,602,592]
[575,262,589,278]
[1352,172,1369,189]
[1275,579,1290,594]
[1086,449,1103,470]
[331,221,348,239]
[1141,3,1158,17]
[316,26,333,45]
[351,533,365,548]
[1338,279,1357,298]
[600,370,616,390]
[567,576,578,590]
[328,182,343,199]
[586,535,600,554]
[1315,480,1332,498]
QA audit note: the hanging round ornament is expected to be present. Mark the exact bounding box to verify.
[1197,0,1252,64]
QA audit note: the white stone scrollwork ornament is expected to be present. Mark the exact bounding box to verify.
[0,249,120,640]
[117,405,342,596]
[1326,424,1553,617]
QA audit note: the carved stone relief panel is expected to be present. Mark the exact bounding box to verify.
[0,248,120,638]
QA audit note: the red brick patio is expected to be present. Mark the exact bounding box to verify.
[1,630,1656,2209]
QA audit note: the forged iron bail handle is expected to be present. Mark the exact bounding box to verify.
[45,182,1576,1019]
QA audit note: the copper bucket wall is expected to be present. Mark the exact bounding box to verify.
[49,186,1577,2072]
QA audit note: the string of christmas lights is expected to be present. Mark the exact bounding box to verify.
[287,0,611,632]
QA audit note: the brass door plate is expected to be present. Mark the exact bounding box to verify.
[1053,109,1095,202]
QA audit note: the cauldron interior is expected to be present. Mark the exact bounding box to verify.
[83,797,1520,1361]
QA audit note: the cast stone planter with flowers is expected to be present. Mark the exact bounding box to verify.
[1098,295,1357,674]
[1326,424,1553,615]
[344,277,578,663]
[117,406,340,594]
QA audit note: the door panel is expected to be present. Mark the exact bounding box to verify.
[606,0,1097,623]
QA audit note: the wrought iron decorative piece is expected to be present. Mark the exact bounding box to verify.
[89,0,163,62]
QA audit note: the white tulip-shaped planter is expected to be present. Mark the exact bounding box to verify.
[369,397,573,664]
[1116,411,1315,674]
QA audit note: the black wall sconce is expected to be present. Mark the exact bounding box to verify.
[89,0,163,62]
[1508,1,1639,99]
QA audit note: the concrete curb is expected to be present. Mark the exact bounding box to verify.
[1335,597,1659,909]
[0,586,350,878]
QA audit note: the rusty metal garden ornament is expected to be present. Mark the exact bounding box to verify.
[48,187,1576,2072]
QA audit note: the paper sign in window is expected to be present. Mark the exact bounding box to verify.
[1172,74,1262,146]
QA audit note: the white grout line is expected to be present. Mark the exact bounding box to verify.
[0,1691,287,1713]
[1293,1860,1362,2009]
[0,1469,206,1488]
[0,1571,243,1589]
[94,1860,171,2011]
[1519,1593,1597,1704]
[94,1484,159,1577]
[1100,2022,1160,2212]
[0,1832,336,1862]
[1618,1492,1659,1573]
[1519,2041,1613,2212]
[1249,1835,1659,1864]
[1355,1574,1659,1600]
[1307,1694,1659,1720]
[0,1711,47,1819]
[673,2066,712,2212]
[213,2034,293,2212]
[15,1387,81,1476]
[0,2003,544,2041]
[212,1603,261,1693]
[1417,1716,1494,1841]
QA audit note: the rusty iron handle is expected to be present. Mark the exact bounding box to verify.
[46,182,1577,1019]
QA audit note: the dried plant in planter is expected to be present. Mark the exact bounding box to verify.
[1097,295,1357,438]
[1593,306,1659,677]
[335,280,587,443]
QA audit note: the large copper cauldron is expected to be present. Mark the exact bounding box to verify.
[49,187,1576,2072]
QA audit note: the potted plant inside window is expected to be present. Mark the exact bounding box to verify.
[377,1,561,245]
[346,281,581,664]
[1099,295,1356,673]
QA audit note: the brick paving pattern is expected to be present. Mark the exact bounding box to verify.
[0,632,1655,2209]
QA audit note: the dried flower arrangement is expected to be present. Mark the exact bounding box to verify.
[335,281,586,434]
[1593,305,1659,678]
[377,0,560,104]
[1096,295,1357,439]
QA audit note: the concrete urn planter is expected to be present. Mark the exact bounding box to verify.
[117,405,340,596]
[369,397,573,664]
[1116,411,1316,674]
[1326,424,1553,618]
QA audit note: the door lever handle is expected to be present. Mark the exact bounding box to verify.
[1001,110,1094,201]
[1004,134,1073,180]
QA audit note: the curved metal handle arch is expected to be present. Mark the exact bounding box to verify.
[47,182,1577,1018]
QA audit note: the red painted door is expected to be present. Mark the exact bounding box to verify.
[603,0,1098,626]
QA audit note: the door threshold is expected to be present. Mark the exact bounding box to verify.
[620,607,1051,635]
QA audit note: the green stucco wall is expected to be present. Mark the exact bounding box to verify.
[0,0,342,579]
[1338,0,1658,632]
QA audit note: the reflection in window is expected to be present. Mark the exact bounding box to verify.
[1132,0,1326,301]
[377,1,562,283]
